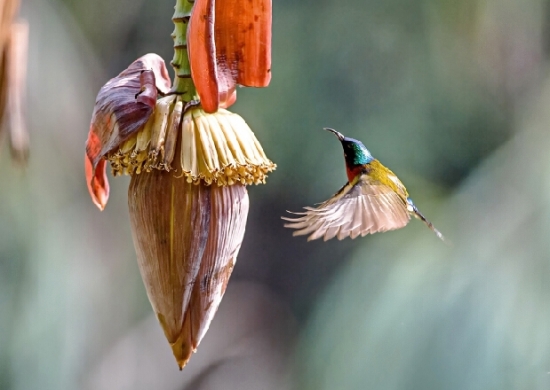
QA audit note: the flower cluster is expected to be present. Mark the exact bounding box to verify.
[85,0,274,369]
[107,103,275,185]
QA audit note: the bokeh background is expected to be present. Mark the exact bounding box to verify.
[2,0,550,389]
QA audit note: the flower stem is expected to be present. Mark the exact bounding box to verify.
[170,0,196,100]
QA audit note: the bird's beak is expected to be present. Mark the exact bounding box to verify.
[323,127,345,141]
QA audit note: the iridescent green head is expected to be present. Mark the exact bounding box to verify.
[324,128,373,167]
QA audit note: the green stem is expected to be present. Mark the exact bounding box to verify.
[170,0,196,100]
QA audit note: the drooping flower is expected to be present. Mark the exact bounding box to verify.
[85,54,171,210]
[85,0,274,370]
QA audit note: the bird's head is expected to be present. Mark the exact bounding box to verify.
[324,128,373,167]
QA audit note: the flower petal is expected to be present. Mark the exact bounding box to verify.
[183,184,249,353]
[85,54,171,208]
[214,0,272,87]
[188,0,272,113]
[128,173,211,356]
[188,0,219,113]
[179,108,276,185]
[85,152,109,211]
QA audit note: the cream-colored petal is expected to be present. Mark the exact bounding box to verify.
[108,103,275,185]
[180,109,198,180]
[161,99,182,170]
[147,95,175,169]
[179,107,275,185]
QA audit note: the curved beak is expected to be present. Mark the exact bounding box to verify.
[323,127,345,141]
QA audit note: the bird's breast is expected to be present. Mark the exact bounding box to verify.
[346,164,366,182]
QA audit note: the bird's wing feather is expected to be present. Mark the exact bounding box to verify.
[282,177,411,241]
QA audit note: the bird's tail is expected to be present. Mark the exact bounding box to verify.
[407,199,446,242]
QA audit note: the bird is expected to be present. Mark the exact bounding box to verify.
[282,128,445,242]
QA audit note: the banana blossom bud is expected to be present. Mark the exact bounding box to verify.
[129,175,249,368]
[84,54,275,369]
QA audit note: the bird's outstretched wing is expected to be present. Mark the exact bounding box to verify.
[282,178,410,241]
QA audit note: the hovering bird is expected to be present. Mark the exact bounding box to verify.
[282,128,445,242]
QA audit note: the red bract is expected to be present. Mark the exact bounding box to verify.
[188,0,272,113]
[85,54,171,210]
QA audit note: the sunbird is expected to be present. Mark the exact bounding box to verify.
[283,128,445,242]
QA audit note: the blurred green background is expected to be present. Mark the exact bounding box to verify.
[2,0,550,389]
